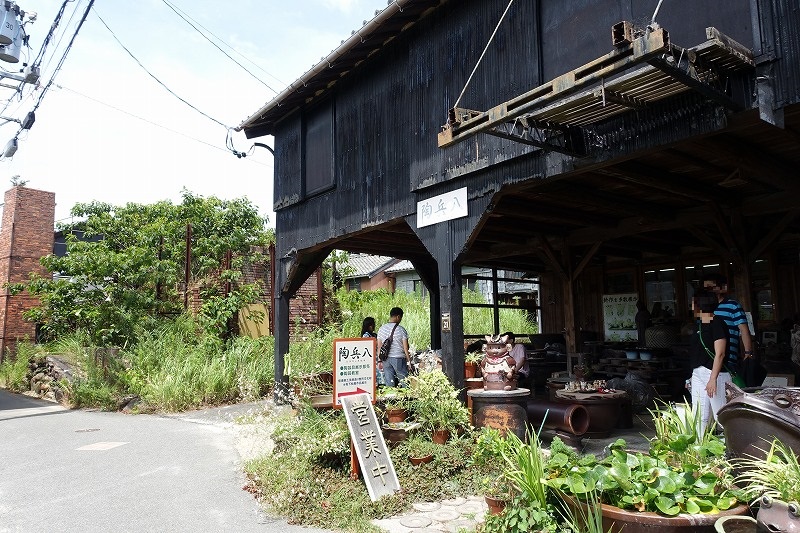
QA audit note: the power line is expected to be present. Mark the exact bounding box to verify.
[52,84,272,168]
[160,0,280,95]
[92,7,229,130]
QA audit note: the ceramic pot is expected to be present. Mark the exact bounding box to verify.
[408,454,433,466]
[597,501,751,533]
[385,407,407,424]
[431,429,450,444]
[484,495,507,515]
[714,515,756,533]
[465,361,478,379]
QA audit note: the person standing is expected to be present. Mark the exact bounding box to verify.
[502,332,530,389]
[688,289,730,432]
[702,274,754,378]
[377,307,411,387]
[361,317,377,338]
[362,316,383,385]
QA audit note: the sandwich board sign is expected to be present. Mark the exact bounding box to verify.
[332,337,377,407]
[341,393,400,501]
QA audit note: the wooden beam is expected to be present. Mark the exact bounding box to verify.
[572,241,601,282]
[438,27,671,148]
[748,209,800,262]
[536,235,568,281]
[686,226,733,261]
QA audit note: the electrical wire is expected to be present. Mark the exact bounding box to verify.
[160,0,280,94]
[92,8,229,130]
[2,0,94,156]
[453,0,515,110]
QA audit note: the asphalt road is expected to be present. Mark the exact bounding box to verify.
[0,389,330,533]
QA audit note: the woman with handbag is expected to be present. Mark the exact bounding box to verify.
[377,307,411,387]
[688,289,731,433]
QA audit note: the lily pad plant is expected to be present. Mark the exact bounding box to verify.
[545,402,743,517]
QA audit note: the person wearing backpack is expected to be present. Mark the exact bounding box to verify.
[377,307,411,387]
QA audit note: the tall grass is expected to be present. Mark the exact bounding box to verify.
[288,286,538,376]
[121,315,275,411]
[0,342,36,391]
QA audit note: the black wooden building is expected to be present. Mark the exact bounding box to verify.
[239,0,800,393]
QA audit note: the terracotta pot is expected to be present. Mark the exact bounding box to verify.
[484,495,507,515]
[597,501,751,533]
[714,515,756,533]
[385,407,407,424]
[408,454,433,466]
[465,361,478,379]
[431,429,450,444]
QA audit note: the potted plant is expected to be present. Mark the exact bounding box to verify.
[401,434,439,465]
[544,402,750,533]
[378,386,410,423]
[465,351,483,378]
[731,438,800,532]
[408,369,470,443]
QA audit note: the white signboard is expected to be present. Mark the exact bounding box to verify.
[333,337,377,407]
[417,187,468,228]
[602,293,638,342]
[341,393,400,501]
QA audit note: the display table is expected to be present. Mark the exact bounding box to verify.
[468,388,530,440]
[555,389,629,438]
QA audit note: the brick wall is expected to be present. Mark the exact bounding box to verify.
[191,244,324,339]
[0,187,56,358]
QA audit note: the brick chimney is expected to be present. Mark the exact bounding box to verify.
[0,186,55,360]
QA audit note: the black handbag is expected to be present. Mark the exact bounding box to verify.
[379,323,398,362]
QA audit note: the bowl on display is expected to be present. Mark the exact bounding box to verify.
[639,350,653,361]
[625,350,639,360]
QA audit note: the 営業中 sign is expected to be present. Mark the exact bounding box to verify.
[341,393,400,501]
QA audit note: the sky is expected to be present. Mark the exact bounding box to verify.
[0,0,388,225]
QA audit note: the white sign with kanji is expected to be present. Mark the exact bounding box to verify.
[333,337,377,407]
[341,393,400,501]
[416,187,468,228]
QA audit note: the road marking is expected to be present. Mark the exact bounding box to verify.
[76,441,129,451]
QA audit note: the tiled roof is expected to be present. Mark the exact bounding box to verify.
[384,260,415,273]
[344,254,397,279]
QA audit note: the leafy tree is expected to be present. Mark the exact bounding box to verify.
[15,190,273,346]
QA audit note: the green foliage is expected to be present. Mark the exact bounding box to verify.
[0,343,36,391]
[407,368,470,432]
[736,438,800,503]
[544,436,740,516]
[481,493,558,533]
[502,430,549,508]
[119,315,274,411]
[556,489,608,533]
[246,407,488,532]
[16,191,271,346]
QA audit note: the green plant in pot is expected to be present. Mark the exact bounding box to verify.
[400,434,439,465]
[408,368,470,441]
[733,438,800,532]
[544,402,748,532]
[378,385,411,423]
[465,351,483,378]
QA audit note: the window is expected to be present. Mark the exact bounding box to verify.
[752,259,774,322]
[644,268,677,320]
[303,99,334,196]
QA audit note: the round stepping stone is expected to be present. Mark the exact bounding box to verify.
[413,502,441,512]
[441,496,467,506]
[458,502,485,515]
[429,508,462,521]
[399,516,433,528]
[447,519,478,532]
